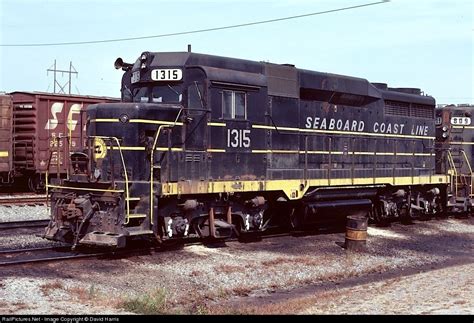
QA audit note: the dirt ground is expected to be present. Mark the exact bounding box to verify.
[0,216,472,315]
[301,262,473,314]
[215,255,473,314]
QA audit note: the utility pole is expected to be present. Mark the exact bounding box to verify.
[47,60,78,94]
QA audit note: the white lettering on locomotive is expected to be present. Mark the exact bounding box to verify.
[373,122,405,134]
[450,117,471,125]
[151,69,183,81]
[410,124,429,136]
[305,117,365,132]
[306,118,429,136]
[227,129,251,148]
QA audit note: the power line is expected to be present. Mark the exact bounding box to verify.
[1,1,389,47]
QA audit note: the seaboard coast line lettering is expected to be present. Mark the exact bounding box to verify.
[305,117,429,136]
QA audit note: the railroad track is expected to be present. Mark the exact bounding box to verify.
[0,219,50,230]
[0,221,352,267]
[0,246,122,267]
[0,230,294,267]
[1,216,466,267]
[0,194,47,206]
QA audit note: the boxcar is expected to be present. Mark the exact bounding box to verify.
[9,92,119,191]
[0,94,13,185]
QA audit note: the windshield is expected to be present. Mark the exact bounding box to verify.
[132,85,183,103]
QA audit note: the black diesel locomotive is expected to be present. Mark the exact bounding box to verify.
[44,50,451,248]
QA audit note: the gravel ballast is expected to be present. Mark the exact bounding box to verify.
[0,214,472,314]
[0,204,49,222]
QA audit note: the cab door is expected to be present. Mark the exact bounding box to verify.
[182,70,208,181]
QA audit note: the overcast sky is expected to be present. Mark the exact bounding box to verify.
[0,0,472,104]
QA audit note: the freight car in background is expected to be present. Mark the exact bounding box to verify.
[0,94,13,185]
[0,92,119,191]
[436,104,474,213]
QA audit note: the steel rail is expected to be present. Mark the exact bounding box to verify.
[0,219,50,230]
[0,195,47,206]
[0,252,112,267]
[0,246,60,255]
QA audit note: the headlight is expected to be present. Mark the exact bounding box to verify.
[140,52,149,69]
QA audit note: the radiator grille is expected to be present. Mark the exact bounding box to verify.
[384,100,433,119]
[384,101,409,116]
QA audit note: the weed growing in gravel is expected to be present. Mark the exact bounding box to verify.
[261,257,290,267]
[67,285,124,309]
[193,303,211,315]
[12,302,29,311]
[217,287,231,298]
[232,286,252,296]
[88,285,98,298]
[214,264,242,274]
[40,281,64,296]
[69,285,102,302]
[120,288,168,314]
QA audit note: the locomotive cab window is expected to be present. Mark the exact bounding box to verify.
[133,87,148,103]
[132,85,183,103]
[151,85,182,103]
[222,90,246,119]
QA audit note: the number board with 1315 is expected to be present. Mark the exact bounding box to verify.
[151,69,183,81]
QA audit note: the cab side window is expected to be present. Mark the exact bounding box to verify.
[222,90,246,120]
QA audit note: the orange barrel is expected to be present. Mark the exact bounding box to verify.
[345,215,368,251]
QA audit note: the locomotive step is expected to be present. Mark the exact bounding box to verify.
[79,231,127,248]
[126,227,154,236]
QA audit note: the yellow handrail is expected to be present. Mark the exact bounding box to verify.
[45,136,130,222]
[149,108,183,227]
[45,170,50,218]
[447,150,458,198]
[150,125,172,226]
[460,149,473,197]
[90,136,131,224]
[68,116,73,150]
